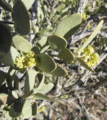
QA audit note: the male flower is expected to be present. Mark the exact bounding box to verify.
[82,46,100,67]
[15,51,38,72]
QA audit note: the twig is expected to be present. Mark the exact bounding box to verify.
[77,0,88,14]
[64,73,76,88]
[29,0,38,45]
[71,28,94,44]
[65,98,81,110]
[54,77,63,96]
[48,102,65,120]
[87,111,99,120]
[95,90,107,103]
[81,20,93,34]
[70,52,107,91]
[76,94,91,120]
[0,20,14,24]
[98,31,107,39]
[0,7,2,21]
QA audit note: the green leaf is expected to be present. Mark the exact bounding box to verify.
[56,3,66,13]
[58,48,75,62]
[12,35,32,52]
[0,22,12,59]
[48,35,67,50]
[9,105,21,118]
[31,45,40,55]
[0,71,6,87]
[77,20,104,54]
[1,46,20,65]
[9,101,23,118]
[76,57,95,72]
[34,74,54,94]
[24,68,38,95]
[61,6,69,14]
[37,54,57,73]
[36,36,49,53]
[22,0,35,10]
[33,93,55,101]
[36,36,48,48]
[14,74,19,90]
[93,6,107,15]
[54,14,82,37]
[33,93,65,105]
[4,111,13,120]
[50,4,66,19]
[12,90,19,99]
[64,25,80,40]
[0,0,13,12]
[22,99,32,119]
[53,14,61,23]
[38,6,44,22]
[32,102,37,116]
[40,45,49,53]
[51,64,68,76]
[12,0,30,35]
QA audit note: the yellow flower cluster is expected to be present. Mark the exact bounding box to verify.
[82,46,100,67]
[82,13,89,20]
[15,51,38,72]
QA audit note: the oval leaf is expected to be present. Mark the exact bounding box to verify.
[76,57,95,72]
[9,105,21,118]
[22,99,32,119]
[34,74,54,94]
[9,101,23,118]
[1,46,20,65]
[55,3,66,13]
[12,35,32,52]
[54,14,82,37]
[51,64,68,76]
[78,20,104,54]
[0,22,12,59]
[32,102,37,116]
[33,93,54,101]
[48,35,67,50]
[12,90,19,99]
[0,71,6,87]
[58,48,75,62]
[12,0,30,35]
[22,0,35,10]
[31,45,40,55]
[24,68,38,95]
[0,0,13,12]
[37,54,56,73]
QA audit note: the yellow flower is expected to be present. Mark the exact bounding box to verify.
[82,55,90,62]
[83,46,95,56]
[82,13,89,19]
[87,61,95,67]
[28,51,36,57]
[82,46,100,67]
[90,53,100,63]
[15,51,38,73]
[28,58,37,67]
